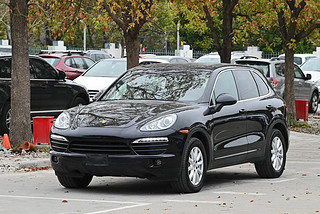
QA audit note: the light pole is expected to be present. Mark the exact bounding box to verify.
[79,19,86,51]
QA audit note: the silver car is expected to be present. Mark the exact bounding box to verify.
[236,59,319,113]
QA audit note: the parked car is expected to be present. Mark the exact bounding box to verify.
[139,55,193,65]
[38,51,95,80]
[195,51,253,64]
[0,55,90,135]
[278,54,317,66]
[236,58,319,113]
[74,58,127,101]
[300,57,320,82]
[50,63,289,193]
[83,50,112,61]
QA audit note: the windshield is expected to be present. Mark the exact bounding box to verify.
[300,58,320,71]
[101,70,211,102]
[236,61,270,77]
[83,60,127,77]
[42,57,61,67]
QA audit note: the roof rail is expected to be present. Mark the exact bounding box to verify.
[38,50,85,56]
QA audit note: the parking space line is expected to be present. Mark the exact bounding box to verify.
[252,178,297,183]
[212,191,266,196]
[165,200,221,204]
[0,194,150,213]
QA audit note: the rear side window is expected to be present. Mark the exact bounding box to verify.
[0,58,11,78]
[251,71,269,96]
[234,70,259,100]
[30,59,58,79]
[275,63,285,77]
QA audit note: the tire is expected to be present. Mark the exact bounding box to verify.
[57,175,93,188]
[72,97,86,107]
[171,137,207,193]
[0,102,11,135]
[255,129,286,178]
[309,91,318,113]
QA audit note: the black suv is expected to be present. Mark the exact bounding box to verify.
[50,63,289,193]
[0,56,90,134]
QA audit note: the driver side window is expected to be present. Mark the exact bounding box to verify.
[212,70,238,105]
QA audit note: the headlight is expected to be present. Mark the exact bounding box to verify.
[140,114,177,131]
[54,112,70,129]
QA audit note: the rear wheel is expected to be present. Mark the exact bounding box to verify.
[171,137,207,193]
[0,102,11,135]
[255,129,286,178]
[309,91,318,113]
[57,175,93,188]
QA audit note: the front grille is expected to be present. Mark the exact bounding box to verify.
[69,140,131,154]
[131,142,168,155]
[51,139,68,152]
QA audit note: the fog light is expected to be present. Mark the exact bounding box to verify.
[154,159,162,166]
[51,156,58,163]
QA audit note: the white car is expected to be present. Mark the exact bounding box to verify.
[74,58,127,101]
[278,53,317,66]
[195,51,255,64]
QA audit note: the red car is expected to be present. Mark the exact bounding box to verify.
[38,52,95,80]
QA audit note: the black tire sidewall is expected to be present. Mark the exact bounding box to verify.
[309,92,318,113]
[266,129,286,176]
[181,138,207,192]
[0,102,10,134]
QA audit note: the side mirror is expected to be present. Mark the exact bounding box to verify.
[203,93,237,115]
[58,70,66,80]
[305,73,312,80]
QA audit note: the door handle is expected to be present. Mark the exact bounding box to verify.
[239,108,246,113]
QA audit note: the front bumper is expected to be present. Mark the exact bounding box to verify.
[50,150,180,180]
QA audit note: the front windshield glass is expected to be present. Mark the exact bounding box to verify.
[101,70,210,101]
[195,57,220,63]
[301,58,320,71]
[84,60,127,77]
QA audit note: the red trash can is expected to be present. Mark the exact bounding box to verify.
[295,100,309,121]
[33,116,54,145]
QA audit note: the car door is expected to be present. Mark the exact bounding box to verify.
[294,65,311,100]
[210,70,248,167]
[234,69,274,159]
[30,58,73,115]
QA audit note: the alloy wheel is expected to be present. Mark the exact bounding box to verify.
[271,136,284,171]
[188,147,204,186]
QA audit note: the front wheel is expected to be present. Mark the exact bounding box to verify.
[0,102,11,135]
[255,129,286,178]
[57,175,93,188]
[72,97,87,107]
[309,92,318,113]
[171,137,207,193]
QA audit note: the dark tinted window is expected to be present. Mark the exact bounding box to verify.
[213,70,238,104]
[0,58,11,78]
[30,59,58,79]
[234,70,259,100]
[236,61,270,77]
[251,71,269,96]
[275,63,285,76]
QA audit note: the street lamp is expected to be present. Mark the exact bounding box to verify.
[79,19,86,51]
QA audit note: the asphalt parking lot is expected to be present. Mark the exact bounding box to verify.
[0,131,319,214]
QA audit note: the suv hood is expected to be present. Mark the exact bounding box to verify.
[68,100,195,128]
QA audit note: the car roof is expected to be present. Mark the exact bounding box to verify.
[135,62,255,73]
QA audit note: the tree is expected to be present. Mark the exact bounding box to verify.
[102,0,155,69]
[268,0,320,121]
[9,0,33,147]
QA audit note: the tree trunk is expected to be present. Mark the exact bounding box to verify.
[124,33,139,69]
[219,1,233,63]
[9,0,33,147]
[284,48,296,122]
[87,26,94,48]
